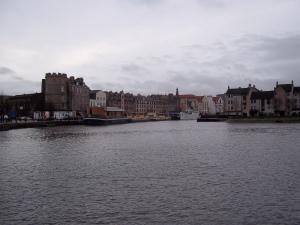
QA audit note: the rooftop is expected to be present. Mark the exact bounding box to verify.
[226,87,251,95]
[277,84,293,93]
[293,86,300,93]
[251,91,274,100]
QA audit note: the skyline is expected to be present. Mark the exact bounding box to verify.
[1,0,300,96]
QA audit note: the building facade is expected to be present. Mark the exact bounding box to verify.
[90,90,106,108]
[274,81,300,116]
[6,93,44,118]
[213,96,224,114]
[42,73,90,115]
[224,84,258,116]
[250,91,275,116]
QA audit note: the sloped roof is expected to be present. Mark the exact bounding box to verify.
[212,96,221,103]
[179,94,197,99]
[226,87,250,95]
[196,96,205,101]
[277,84,293,93]
[251,91,274,100]
[294,87,300,93]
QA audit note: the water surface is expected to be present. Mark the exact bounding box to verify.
[1,121,300,224]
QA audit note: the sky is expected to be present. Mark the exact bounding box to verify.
[1,0,300,96]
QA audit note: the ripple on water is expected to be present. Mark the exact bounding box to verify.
[1,121,300,225]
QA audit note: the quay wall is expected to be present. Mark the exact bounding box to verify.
[0,120,83,131]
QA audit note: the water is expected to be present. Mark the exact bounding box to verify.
[1,121,300,225]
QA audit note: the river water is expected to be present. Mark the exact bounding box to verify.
[1,121,300,225]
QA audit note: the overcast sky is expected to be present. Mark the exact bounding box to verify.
[1,0,300,96]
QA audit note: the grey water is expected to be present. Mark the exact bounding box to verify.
[1,121,300,225]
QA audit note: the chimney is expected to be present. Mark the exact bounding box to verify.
[248,83,251,88]
[292,80,294,85]
[228,85,230,89]
[276,81,278,87]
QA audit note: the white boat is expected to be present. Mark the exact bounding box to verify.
[180,111,199,120]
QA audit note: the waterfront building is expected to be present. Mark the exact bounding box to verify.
[90,90,106,108]
[179,95,199,112]
[42,73,90,116]
[106,91,123,108]
[213,96,224,114]
[274,81,300,116]
[123,92,136,116]
[69,77,90,115]
[293,87,300,115]
[197,96,217,115]
[6,93,44,118]
[197,96,207,115]
[106,107,126,118]
[250,91,275,116]
[224,84,258,116]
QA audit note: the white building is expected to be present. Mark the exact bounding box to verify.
[213,96,224,114]
[198,96,216,115]
[90,90,106,108]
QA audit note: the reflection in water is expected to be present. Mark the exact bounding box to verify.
[1,121,300,225]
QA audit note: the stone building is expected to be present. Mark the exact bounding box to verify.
[42,73,90,115]
[224,84,258,116]
[106,90,178,117]
[70,77,90,114]
[179,95,199,112]
[250,91,275,116]
[293,87,300,115]
[123,92,136,116]
[106,91,122,108]
[274,81,300,116]
[6,93,44,118]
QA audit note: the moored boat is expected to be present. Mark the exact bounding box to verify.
[180,111,199,120]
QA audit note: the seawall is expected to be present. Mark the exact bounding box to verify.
[0,120,83,131]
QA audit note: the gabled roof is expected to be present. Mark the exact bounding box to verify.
[277,84,293,93]
[179,94,197,99]
[212,96,221,103]
[251,91,274,100]
[294,87,300,93]
[226,87,250,95]
[196,96,205,101]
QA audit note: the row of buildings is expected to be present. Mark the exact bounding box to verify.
[1,73,300,120]
[224,81,300,117]
[0,73,181,119]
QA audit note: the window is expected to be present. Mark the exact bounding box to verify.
[61,86,64,92]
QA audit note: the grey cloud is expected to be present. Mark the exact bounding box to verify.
[254,35,300,62]
[0,66,25,81]
[1,0,300,95]
[0,66,15,75]
[121,63,150,75]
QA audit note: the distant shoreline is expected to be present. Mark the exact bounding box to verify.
[0,120,84,131]
[2,117,300,131]
[0,118,169,131]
